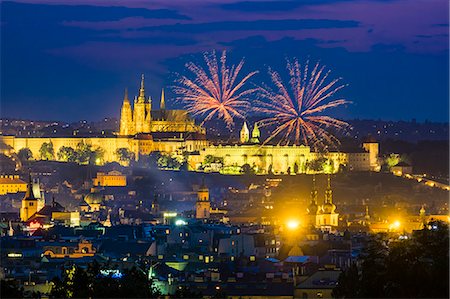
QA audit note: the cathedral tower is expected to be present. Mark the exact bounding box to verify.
[160,88,166,110]
[250,122,260,144]
[240,122,250,143]
[119,88,135,135]
[196,179,210,219]
[133,74,152,133]
[20,174,39,221]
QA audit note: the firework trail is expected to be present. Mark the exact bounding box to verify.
[255,59,350,150]
[173,50,258,128]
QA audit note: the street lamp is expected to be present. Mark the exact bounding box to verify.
[286,219,300,230]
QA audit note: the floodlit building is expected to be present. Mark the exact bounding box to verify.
[0,175,27,195]
[93,171,127,187]
[188,123,380,174]
[0,75,207,164]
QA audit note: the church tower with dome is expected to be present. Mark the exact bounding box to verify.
[307,175,319,227]
[316,174,339,231]
[307,174,339,231]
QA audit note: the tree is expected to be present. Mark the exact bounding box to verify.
[305,157,327,172]
[384,153,400,170]
[241,163,255,175]
[57,146,77,162]
[39,141,54,160]
[1,280,23,298]
[89,147,105,165]
[293,162,299,174]
[75,141,92,164]
[333,222,449,298]
[203,155,223,165]
[116,148,135,165]
[50,263,161,298]
[17,147,33,162]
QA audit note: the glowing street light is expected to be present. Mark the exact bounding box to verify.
[389,220,401,231]
[286,220,300,230]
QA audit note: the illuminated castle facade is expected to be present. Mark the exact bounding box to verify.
[188,122,380,174]
[0,75,207,164]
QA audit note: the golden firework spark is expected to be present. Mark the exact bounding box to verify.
[255,59,351,150]
[173,50,258,128]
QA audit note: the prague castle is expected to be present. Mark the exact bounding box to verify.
[0,75,380,174]
[187,122,380,174]
[0,75,207,163]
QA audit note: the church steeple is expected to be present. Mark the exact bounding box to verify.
[325,174,333,204]
[250,122,260,143]
[311,174,318,204]
[24,173,36,200]
[20,173,38,222]
[160,88,166,110]
[240,122,250,143]
[138,74,146,103]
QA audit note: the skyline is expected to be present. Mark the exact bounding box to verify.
[1,0,449,122]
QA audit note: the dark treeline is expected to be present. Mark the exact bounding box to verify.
[333,221,449,298]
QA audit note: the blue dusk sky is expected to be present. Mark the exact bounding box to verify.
[1,0,448,122]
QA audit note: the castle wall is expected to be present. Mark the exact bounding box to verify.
[0,136,133,163]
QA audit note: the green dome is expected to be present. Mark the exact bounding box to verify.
[85,191,103,205]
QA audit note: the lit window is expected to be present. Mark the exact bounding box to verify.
[250,256,255,261]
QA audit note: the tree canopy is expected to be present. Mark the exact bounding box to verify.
[333,221,449,298]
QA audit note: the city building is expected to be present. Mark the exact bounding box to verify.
[0,175,27,195]
[196,180,211,219]
[188,123,380,174]
[20,175,39,222]
[93,171,127,187]
[0,75,207,164]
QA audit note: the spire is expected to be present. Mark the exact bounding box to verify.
[160,88,166,110]
[24,173,36,200]
[138,74,145,102]
[240,122,250,143]
[419,205,426,217]
[325,174,333,203]
[365,205,370,220]
[310,174,318,203]
[123,88,129,103]
[250,122,260,143]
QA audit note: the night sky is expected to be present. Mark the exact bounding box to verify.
[1,0,448,122]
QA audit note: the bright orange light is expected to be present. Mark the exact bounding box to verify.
[286,220,300,230]
[389,220,401,231]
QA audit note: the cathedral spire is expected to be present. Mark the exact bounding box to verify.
[138,74,145,102]
[160,88,166,110]
[123,88,129,103]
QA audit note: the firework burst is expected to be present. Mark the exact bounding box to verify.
[255,59,351,150]
[173,50,258,128]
